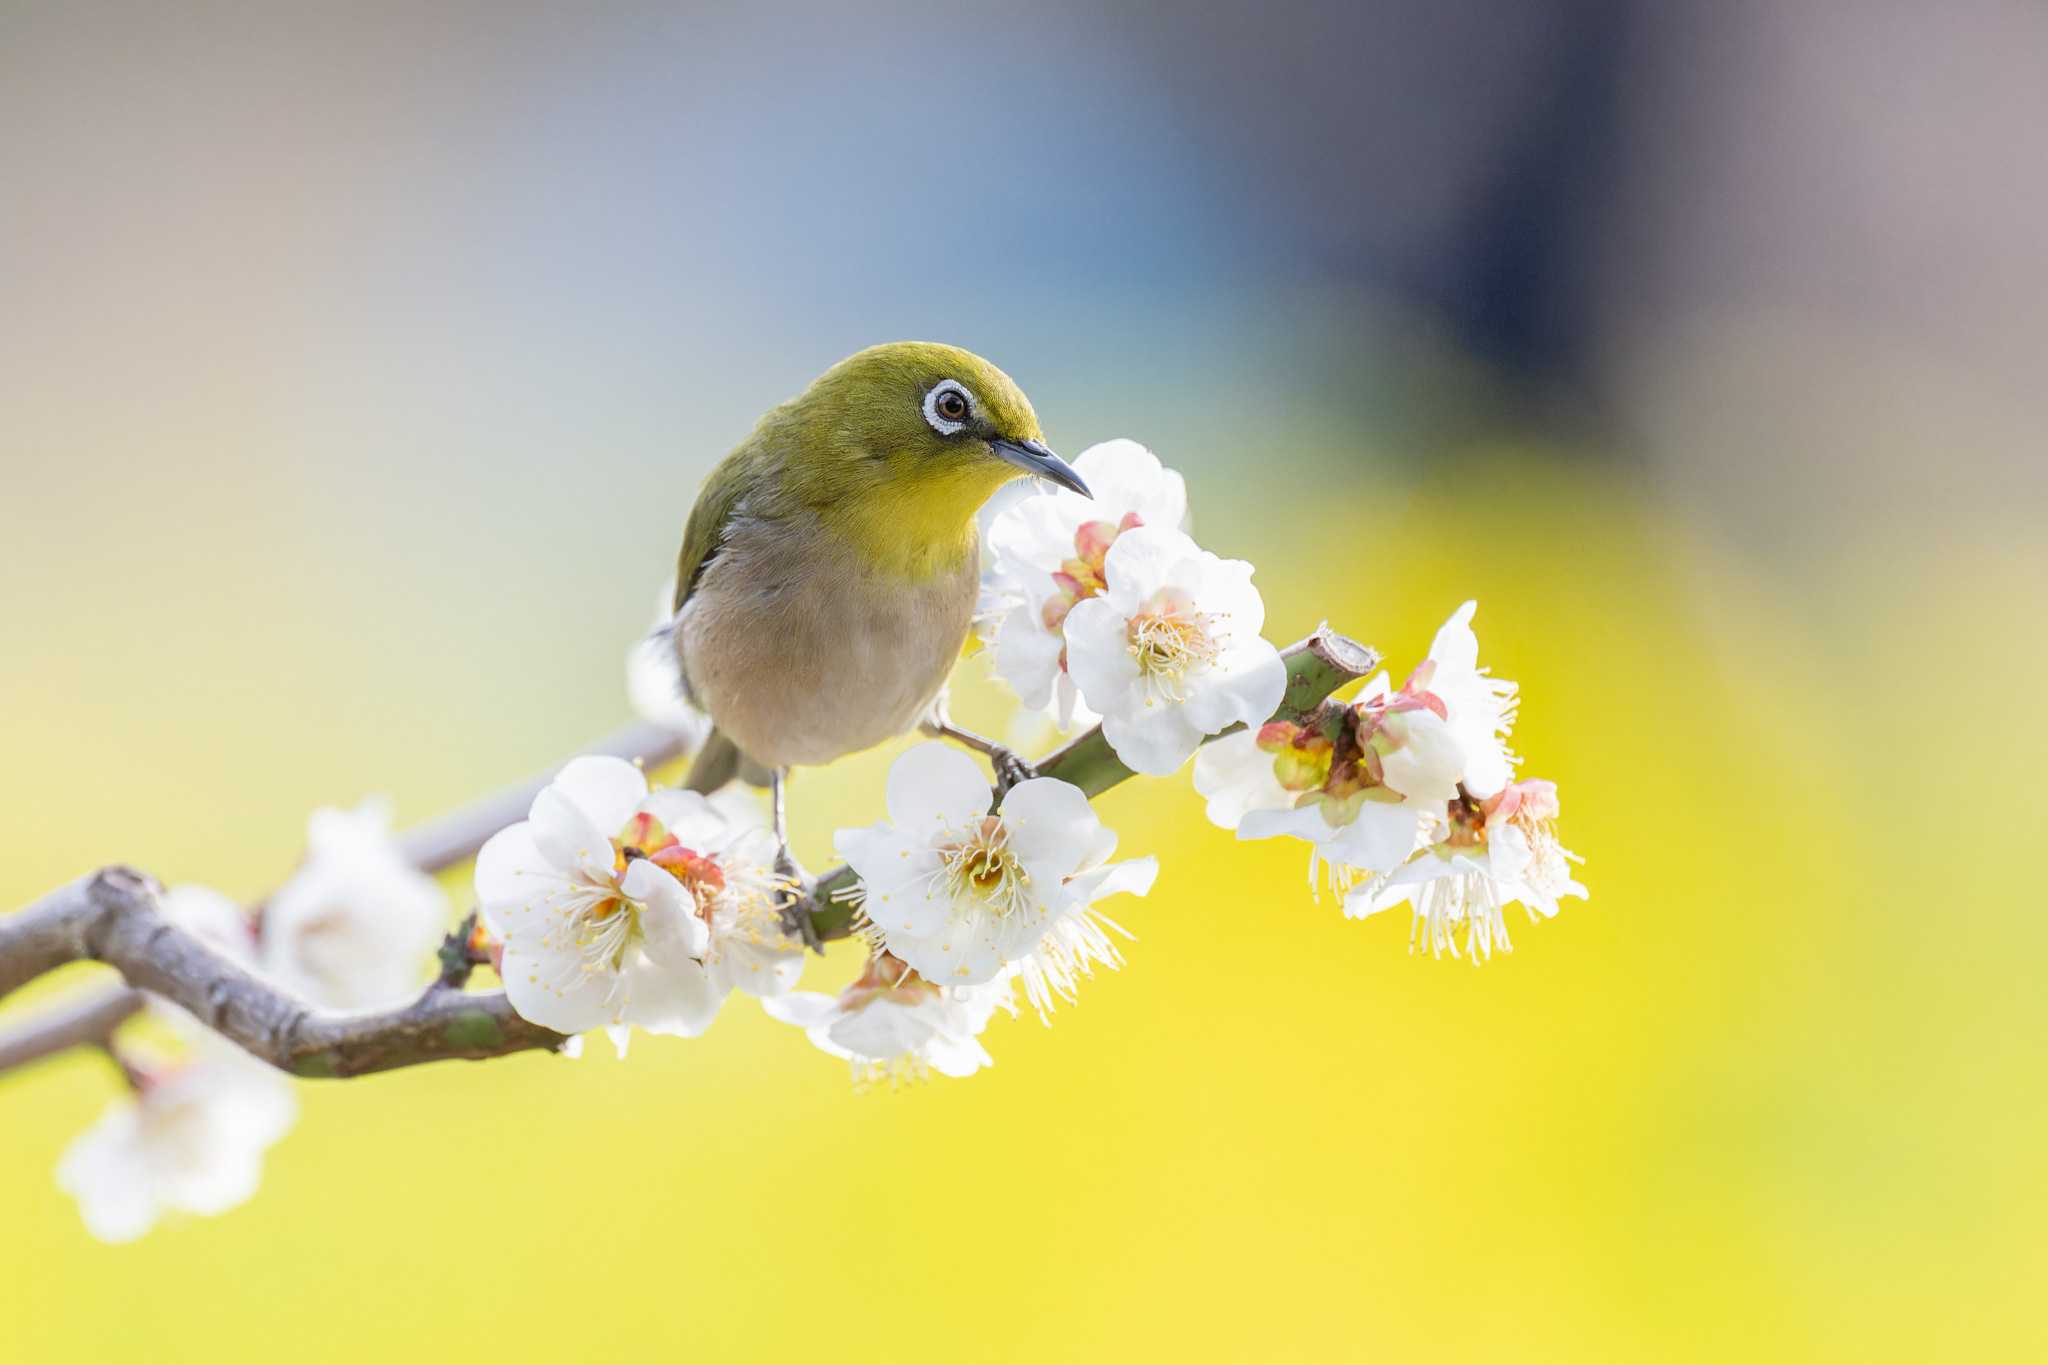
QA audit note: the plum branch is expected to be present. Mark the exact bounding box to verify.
[0,628,1375,1082]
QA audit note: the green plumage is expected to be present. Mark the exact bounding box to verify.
[674,341,1045,612]
[668,342,1083,801]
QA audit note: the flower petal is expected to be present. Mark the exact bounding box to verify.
[1100,702,1207,776]
[1098,525,1195,613]
[474,823,561,927]
[637,787,732,851]
[999,777,1100,884]
[1073,439,1187,530]
[549,755,651,835]
[1238,804,1336,845]
[624,859,710,967]
[1068,854,1158,903]
[1378,710,1466,805]
[500,941,621,1036]
[529,785,617,883]
[761,991,839,1031]
[891,911,1010,987]
[1061,598,1142,708]
[827,998,933,1062]
[1192,730,1291,830]
[994,604,1066,711]
[1320,800,1424,872]
[1427,601,1481,676]
[884,742,993,830]
[838,827,951,937]
[1181,641,1287,733]
[622,957,725,1037]
[924,1033,995,1078]
[718,941,806,998]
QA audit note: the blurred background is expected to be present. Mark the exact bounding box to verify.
[4,1,2043,1360]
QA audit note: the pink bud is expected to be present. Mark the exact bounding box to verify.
[1256,721,1299,752]
[1072,519,1119,563]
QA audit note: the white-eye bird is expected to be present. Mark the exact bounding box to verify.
[666,342,1090,933]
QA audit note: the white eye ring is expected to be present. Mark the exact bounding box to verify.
[922,380,975,436]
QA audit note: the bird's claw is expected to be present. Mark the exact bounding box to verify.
[773,846,824,954]
[990,746,1037,794]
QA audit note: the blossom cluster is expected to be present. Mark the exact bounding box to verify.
[1194,601,1585,961]
[42,435,1586,1242]
[60,801,450,1240]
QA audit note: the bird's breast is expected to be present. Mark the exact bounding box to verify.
[676,515,978,768]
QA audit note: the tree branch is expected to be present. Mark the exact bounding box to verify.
[0,985,144,1074]
[0,630,1374,1082]
[0,720,686,1081]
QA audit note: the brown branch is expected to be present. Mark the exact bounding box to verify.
[0,720,687,1081]
[0,631,1376,1082]
[2,868,564,1078]
[0,985,144,1074]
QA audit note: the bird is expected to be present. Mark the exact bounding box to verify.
[664,342,1090,939]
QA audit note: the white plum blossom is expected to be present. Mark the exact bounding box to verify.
[980,440,1190,730]
[764,952,1012,1088]
[1352,778,1587,961]
[836,744,1154,990]
[56,1047,297,1243]
[259,800,449,1011]
[1193,600,1526,898]
[1406,601,1519,799]
[475,757,800,1047]
[1192,676,1429,884]
[1062,527,1287,775]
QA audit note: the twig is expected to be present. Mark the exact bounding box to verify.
[0,630,1374,1082]
[0,721,687,1081]
[398,718,690,874]
[0,986,145,1074]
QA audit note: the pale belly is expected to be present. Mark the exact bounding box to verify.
[676,524,977,769]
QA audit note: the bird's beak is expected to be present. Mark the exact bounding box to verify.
[990,438,1091,498]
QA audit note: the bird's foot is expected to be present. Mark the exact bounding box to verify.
[919,713,1037,794]
[772,845,824,954]
[988,745,1037,794]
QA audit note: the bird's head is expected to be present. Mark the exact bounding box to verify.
[779,342,1090,574]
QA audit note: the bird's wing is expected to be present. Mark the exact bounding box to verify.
[672,447,760,614]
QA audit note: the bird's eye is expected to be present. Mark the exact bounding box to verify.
[923,381,974,435]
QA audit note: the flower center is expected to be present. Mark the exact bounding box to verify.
[1126,587,1220,703]
[536,813,721,996]
[563,884,642,984]
[934,816,1033,918]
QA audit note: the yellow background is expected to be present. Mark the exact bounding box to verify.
[6,458,2042,1361]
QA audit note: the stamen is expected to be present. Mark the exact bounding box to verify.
[928,817,1034,919]
[1125,590,1224,705]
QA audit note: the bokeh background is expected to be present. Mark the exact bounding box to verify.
[4,2,2044,1360]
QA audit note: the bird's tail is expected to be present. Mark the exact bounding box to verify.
[683,728,773,793]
